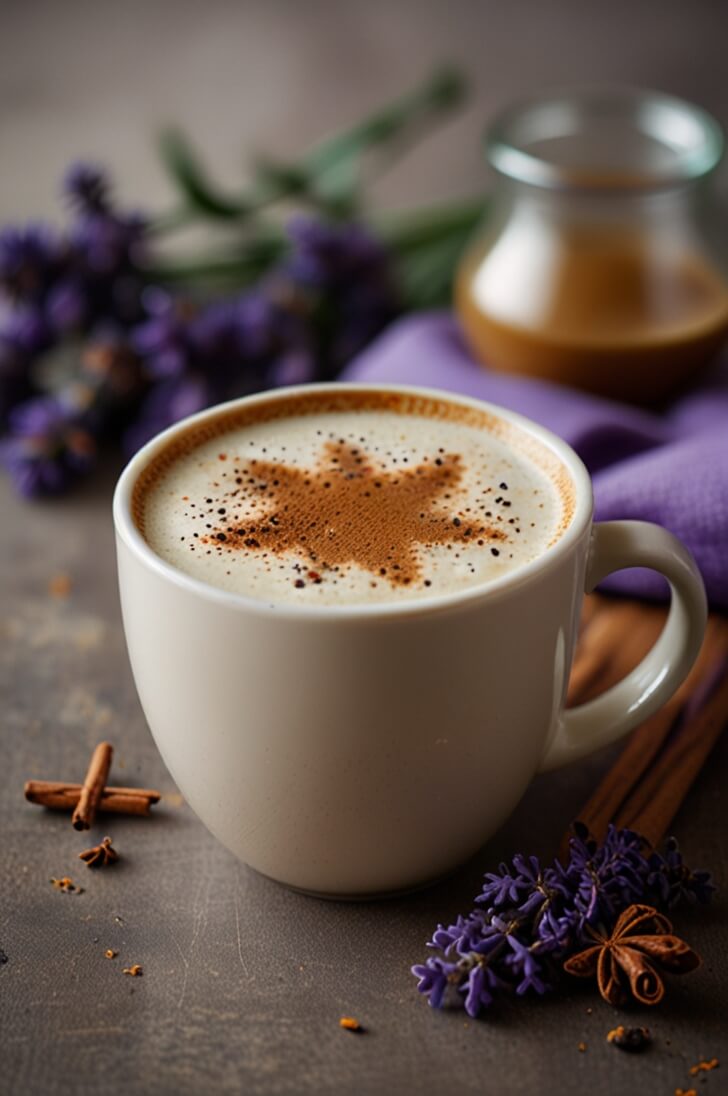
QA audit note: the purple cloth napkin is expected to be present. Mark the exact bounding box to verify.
[344,312,728,609]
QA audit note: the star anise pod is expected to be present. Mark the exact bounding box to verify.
[563,903,700,1006]
[78,835,118,868]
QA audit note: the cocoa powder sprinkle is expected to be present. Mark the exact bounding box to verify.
[200,441,506,587]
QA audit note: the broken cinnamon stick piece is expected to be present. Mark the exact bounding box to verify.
[72,742,114,831]
[24,781,161,816]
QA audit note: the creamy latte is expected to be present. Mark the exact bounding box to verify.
[133,390,574,605]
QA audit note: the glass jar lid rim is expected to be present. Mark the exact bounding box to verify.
[485,87,724,192]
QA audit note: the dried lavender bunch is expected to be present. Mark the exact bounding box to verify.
[0,164,150,493]
[412,824,714,1018]
[125,217,397,452]
[0,68,485,498]
[0,178,397,493]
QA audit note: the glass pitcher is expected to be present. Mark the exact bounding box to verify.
[455,89,728,404]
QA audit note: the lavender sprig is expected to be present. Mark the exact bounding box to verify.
[412,825,714,1018]
[0,68,478,498]
[125,217,397,452]
[0,167,398,494]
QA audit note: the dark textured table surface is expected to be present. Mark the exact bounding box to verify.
[2,2,728,1093]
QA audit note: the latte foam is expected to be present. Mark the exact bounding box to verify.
[134,390,574,605]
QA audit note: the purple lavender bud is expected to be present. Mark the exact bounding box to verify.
[269,349,317,388]
[1,395,95,497]
[285,217,390,287]
[504,936,549,996]
[234,293,279,359]
[70,209,146,276]
[646,837,716,908]
[123,374,211,453]
[132,311,190,379]
[477,863,527,907]
[46,279,87,333]
[1,306,50,359]
[411,959,453,1010]
[63,162,111,215]
[461,962,500,1016]
[0,224,60,303]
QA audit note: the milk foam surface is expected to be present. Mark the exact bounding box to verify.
[138,404,570,606]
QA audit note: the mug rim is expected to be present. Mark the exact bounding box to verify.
[113,382,593,621]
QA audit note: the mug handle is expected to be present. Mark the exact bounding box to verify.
[539,520,707,772]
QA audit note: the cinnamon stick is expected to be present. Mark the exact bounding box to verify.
[563,616,728,854]
[562,605,728,856]
[72,742,113,830]
[25,780,161,816]
[614,659,728,847]
[567,598,664,707]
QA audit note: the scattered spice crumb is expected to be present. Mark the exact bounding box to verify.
[123,964,143,977]
[48,573,72,598]
[104,949,118,960]
[675,1089,697,1096]
[585,1007,593,1015]
[689,1058,719,1076]
[577,1042,587,1053]
[78,836,118,868]
[607,1026,651,1052]
[339,1016,364,1033]
[50,876,84,894]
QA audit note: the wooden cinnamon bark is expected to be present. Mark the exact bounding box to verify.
[562,596,728,855]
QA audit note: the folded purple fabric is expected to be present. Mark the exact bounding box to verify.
[344,312,728,609]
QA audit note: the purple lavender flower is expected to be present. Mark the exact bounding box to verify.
[132,305,190,379]
[1,160,400,495]
[70,210,146,276]
[567,823,650,924]
[285,217,390,288]
[275,217,398,376]
[478,862,530,908]
[123,373,212,454]
[411,958,456,1010]
[0,225,60,304]
[646,837,716,908]
[536,905,579,951]
[268,349,317,388]
[0,395,96,496]
[428,910,492,954]
[127,285,317,452]
[46,279,87,333]
[505,936,549,996]
[63,163,111,215]
[461,960,502,1016]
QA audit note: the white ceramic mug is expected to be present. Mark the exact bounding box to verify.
[113,384,707,897]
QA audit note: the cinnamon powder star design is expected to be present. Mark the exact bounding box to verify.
[201,441,507,586]
[563,903,700,1006]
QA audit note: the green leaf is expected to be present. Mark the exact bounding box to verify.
[154,67,469,229]
[157,129,251,219]
[304,67,467,205]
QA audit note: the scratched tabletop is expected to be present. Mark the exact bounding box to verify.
[2,2,728,1093]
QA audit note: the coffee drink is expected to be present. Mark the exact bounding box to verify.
[133,389,574,605]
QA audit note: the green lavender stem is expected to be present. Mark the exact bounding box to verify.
[153,67,468,230]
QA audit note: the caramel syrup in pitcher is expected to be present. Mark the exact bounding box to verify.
[456,223,728,405]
